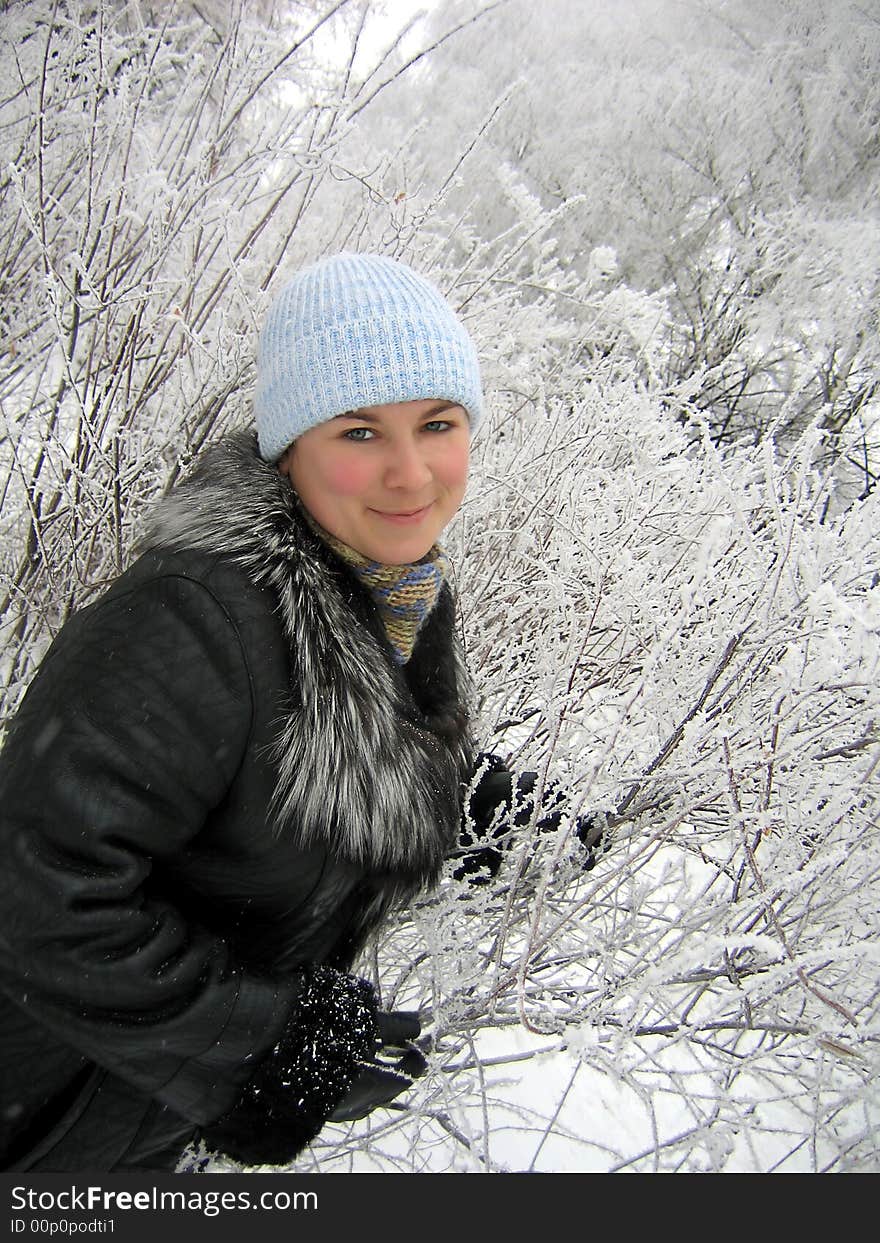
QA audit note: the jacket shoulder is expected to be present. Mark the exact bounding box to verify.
[111,545,276,619]
[102,545,286,672]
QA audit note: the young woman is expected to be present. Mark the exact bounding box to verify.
[0,253,597,1172]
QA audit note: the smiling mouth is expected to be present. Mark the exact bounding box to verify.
[370,504,434,524]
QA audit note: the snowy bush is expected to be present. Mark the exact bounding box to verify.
[354,0,880,467]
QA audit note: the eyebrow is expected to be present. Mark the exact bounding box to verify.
[333,400,461,424]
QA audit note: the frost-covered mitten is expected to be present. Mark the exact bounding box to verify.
[201,965,378,1166]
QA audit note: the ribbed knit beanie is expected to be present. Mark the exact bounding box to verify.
[254,253,483,462]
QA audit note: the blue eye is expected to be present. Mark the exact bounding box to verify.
[343,426,374,441]
[424,420,452,433]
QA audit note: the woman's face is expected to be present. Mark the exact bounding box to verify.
[278,398,470,563]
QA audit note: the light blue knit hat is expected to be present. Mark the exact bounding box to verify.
[254,252,483,461]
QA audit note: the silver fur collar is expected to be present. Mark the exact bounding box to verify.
[142,432,473,884]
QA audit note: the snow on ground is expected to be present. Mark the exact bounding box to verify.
[191,842,879,1175]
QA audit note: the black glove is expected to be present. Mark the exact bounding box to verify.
[375,1009,422,1048]
[529,782,608,868]
[456,756,607,881]
[573,811,607,870]
[454,755,518,880]
[329,1009,427,1123]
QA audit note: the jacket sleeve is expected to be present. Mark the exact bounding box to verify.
[0,570,313,1128]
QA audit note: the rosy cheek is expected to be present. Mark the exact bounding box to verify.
[440,440,470,488]
[323,458,374,496]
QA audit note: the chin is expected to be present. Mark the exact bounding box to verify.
[374,540,435,564]
[349,515,443,565]
[368,526,438,560]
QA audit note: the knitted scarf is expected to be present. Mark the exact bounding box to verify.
[303,513,449,665]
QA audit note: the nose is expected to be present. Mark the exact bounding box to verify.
[383,436,432,491]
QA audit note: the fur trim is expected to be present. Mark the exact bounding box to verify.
[142,432,474,885]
